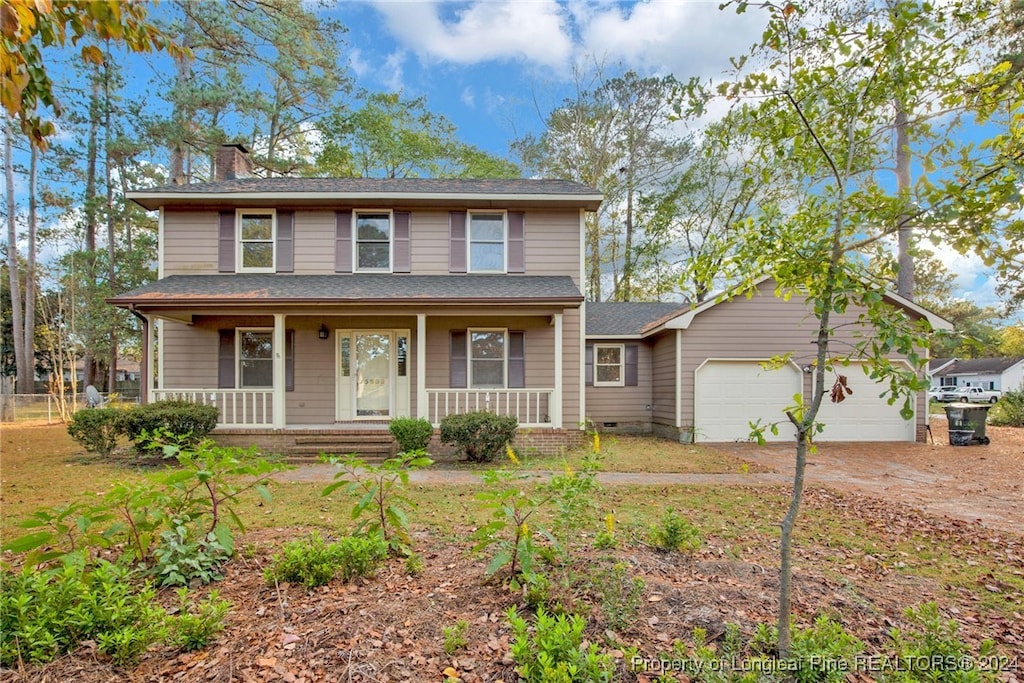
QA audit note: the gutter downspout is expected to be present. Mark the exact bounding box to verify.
[128,305,149,405]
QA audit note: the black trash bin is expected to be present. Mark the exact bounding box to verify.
[943,402,992,446]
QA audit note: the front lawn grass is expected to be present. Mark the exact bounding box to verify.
[4,424,1021,622]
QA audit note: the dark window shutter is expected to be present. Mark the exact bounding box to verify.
[508,211,525,273]
[450,330,467,388]
[449,211,467,273]
[286,329,295,392]
[218,329,235,388]
[585,344,593,387]
[625,344,639,387]
[218,211,235,272]
[335,210,352,273]
[393,211,411,273]
[277,210,294,273]
[509,331,525,388]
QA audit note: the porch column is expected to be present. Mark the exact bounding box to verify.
[552,312,563,428]
[273,313,286,429]
[675,329,683,430]
[142,315,152,404]
[416,314,427,420]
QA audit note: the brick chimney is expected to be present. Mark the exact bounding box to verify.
[214,144,252,181]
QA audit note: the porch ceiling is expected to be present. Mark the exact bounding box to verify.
[109,274,584,316]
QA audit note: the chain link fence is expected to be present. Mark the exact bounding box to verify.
[0,393,141,425]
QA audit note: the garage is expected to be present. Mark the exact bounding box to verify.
[694,360,801,442]
[814,361,916,441]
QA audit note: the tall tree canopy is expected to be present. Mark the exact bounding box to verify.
[680,0,1023,657]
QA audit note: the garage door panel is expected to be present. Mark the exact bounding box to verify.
[815,363,915,441]
[695,361,800,442]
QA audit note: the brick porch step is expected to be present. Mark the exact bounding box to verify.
[287,432,396,462]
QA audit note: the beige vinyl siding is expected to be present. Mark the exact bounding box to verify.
[161,319,219,387]
[163,211,220,275]
[561,308,582,427]
[292,210,336,273]
[585,342,653,426]
[679,279,927,438]
[161,208,583,280]
[522,210,582,284]
[650,332,678,428]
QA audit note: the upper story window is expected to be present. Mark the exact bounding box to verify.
[468,212,506,272]
[470,329,506,388]
[355,211,392,271]
[237,209,275,272]
[594,344,624,387]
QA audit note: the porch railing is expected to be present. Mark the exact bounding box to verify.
[426,389,553,427]
[153,389,274,428]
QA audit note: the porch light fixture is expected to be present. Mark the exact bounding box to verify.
[318,324,329,340]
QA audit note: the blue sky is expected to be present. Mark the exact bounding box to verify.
[320,0,1006,313]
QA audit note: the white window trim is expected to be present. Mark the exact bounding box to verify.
[469,327,508,388]
[237,327,274,388]
[467,210,507,274]
[593,343,625,387]
[353,209,394,273]
[236,208,276,273]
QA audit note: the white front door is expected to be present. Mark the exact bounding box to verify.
[336,329,410,421]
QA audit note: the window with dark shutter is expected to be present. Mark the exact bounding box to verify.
[218,212,235,273]
[335,210,352,273]
[218,329,235,388]
[393,211,411,273]
[624,344,639,387]
[585,344,593,387]
[508,331,525,388]
[450,330,467,388]
[508,211,525,273]
[449,211,467,273]
[276,211,294,273]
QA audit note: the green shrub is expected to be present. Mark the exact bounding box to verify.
[264,532,388,587]
[439,411,518,463]
[883,603,998,682]
[389,416,434,453]
[151,522,232,587]
[988,389,1024,427]
[67,408,123,456]
[120,400,219,452]
[0,558,165,667]
[507,606,614,683]
[648,508,702,553]
[167,588,231,652]
[442,619,470,655]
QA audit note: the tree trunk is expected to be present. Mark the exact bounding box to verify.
[24,143,37,393]
[895,105,914,299]
[4,120,27,393]
[82,76,100,390]
[104,51,118,393]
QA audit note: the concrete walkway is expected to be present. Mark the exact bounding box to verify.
[274,463,789,486]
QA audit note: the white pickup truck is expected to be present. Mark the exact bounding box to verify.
[936,386,1002,403]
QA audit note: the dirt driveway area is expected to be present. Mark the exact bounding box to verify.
[709,416,1023,535]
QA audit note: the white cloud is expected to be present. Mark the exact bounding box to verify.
[370,0,573,69]
[460,86,475,108]
[572,0,764,80]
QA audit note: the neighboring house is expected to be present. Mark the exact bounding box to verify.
[931,357,1024,393]
[928,358,958,387]
[110,145,950,450]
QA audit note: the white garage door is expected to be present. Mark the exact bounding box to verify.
[814,362,916,441]
[694,360,801,442]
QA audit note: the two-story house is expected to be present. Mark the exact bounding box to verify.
[111,146,598,454]
[112,145,950,452]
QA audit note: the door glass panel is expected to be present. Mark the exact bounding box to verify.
[355,333,390,417]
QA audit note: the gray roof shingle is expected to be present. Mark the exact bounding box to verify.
[586,302,688,336]
[110,274,584,306]
[934,357,1024,376]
